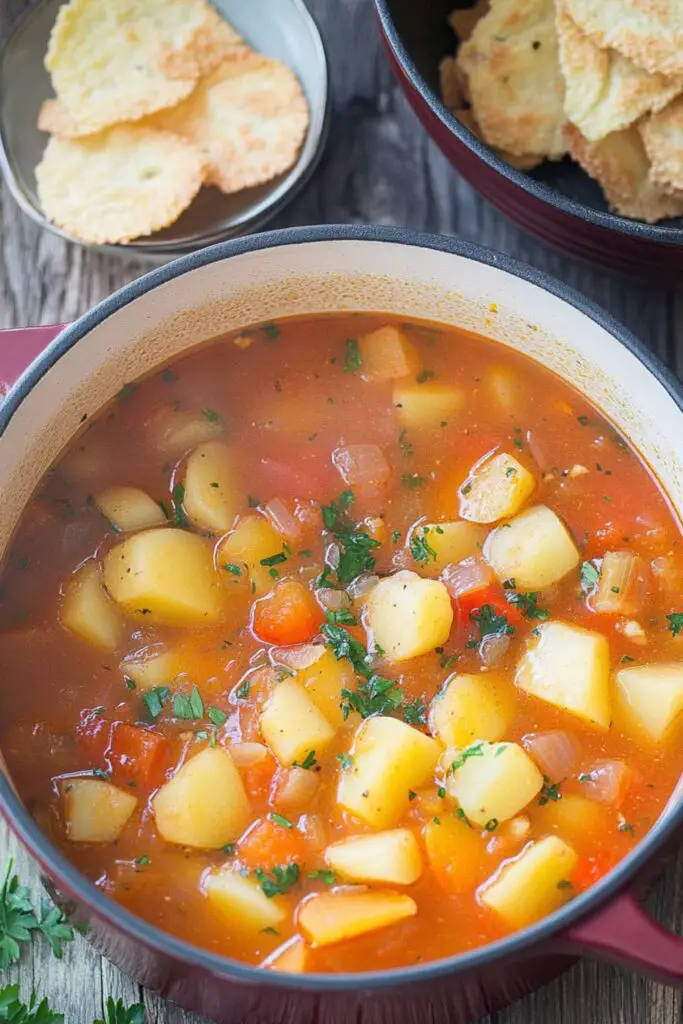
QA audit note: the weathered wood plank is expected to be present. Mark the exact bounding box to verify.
[1,0,682,1021]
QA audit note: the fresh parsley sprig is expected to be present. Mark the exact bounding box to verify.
[0,861,73,972]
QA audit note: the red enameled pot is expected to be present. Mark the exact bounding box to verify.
[2,226,683,1022]
[374,0,683,281]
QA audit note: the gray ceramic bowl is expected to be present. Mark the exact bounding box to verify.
[0,0,329,257]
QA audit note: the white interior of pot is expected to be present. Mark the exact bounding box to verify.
[1,237,682,805]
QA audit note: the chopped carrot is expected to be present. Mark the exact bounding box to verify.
[77,714,113,766]
[108,723,169,788]
[251,579,324,645]
[237,815,306,871]
[241,751,277,802]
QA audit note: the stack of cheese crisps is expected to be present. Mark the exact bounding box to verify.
[35,0,310,244]
[440,0,683,223]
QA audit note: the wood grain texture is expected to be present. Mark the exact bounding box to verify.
[1,0,683,1021]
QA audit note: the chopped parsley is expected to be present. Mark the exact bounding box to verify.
[325,608,357,626]
[401,473,426,489]
[336,753,354,771]
[402,698,428,726]
[450,743,485,774]
[341,675,403,720]
[308,870,336,885]
[408,789,417,800]
[235,679,251,700]
[416,369,435,383]
[172,482,187,527]
[255,864,300,898]
[320,491,379,586]
[172,685,204,720]
[343,338,362,373]
[207,706,227,727]
[124,676,136,691]
[618,822,636,837]
[580,560,600,592]
[455,808,471,827]
[222,563,242,575]
[322,623,370,676]
[391,529,402,544]
[578,773,594,783]
[261,322,280,341]
[468,604,515,646]
[203,408,222,425]
[506,591,549,620]
[269,813,293,830]
[410,529,437,564]
[398,428,414,456]
[538,777,562,806]
[577,415,589,426]
[292,750,317,770]
[260,551,288,567]
[134,855,150,869]
[143,686,170,719]
[667,612,683,636]
[484,818,499,832]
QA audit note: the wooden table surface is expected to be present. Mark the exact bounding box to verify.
[2,0,683,1020]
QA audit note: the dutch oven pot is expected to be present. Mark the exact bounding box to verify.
[2,226,683,1023]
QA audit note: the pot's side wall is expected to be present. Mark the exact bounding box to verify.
[1,242,681,563]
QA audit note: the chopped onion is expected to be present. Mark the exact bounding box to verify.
[264,498,302,543]
[479,632,510,668]
[347,573,379,599]
[580,759,631,806]
[275,643,325,672]
[332,445,391,487]
[316,588,351,613]
[297,813,327,850]
[592,551,648,615]
[274,767,320,809]
[524,731,579,781]
[229,742,269,768]
[441,555,494,600]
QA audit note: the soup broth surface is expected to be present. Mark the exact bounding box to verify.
[2,313,683,974]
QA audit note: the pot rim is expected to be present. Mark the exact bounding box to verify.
[374,0,683,248]
[2,223,683,991]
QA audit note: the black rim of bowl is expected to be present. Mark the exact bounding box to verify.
[374,0,683,246]
[2,224,683,991]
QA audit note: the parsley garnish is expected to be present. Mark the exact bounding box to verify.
[450,743,485,774]
[322,623,370,676]
[402,698,427,726]
[336,753,354,770]
[455,808,471,827]
[222,563,242,575]
[506,591,549,620]
[410,529,437,565]
[203,408,222,425]
[416,369,435,383]
[172,482,187,526]
[134,855,150,869]
[235,679,250,700]
[260,551,288,567]
[261,322,280,341]
[143,686,170,719]
[0,986,63,1024]
[173,685,204,720]
[342,338,361,373]
[468,604,515,646]
[0,860,74,971]
[320,491,379,586]
[401,473,426,489]
[308,870,336,885]
[270,813,293,830]
[255,864,300,898]
[578,773,594,783]
[484,818,499,832]
[293,750,317,770]
[618,822,636,837]
[325,608,357,626]
[398,429,414,456]
[208,706,227,727]
[538,777,562,806]
[580,560,600,592]
[667,612,683,636]
[341,675,403,720]
[391,529,402,543]
[94,996,146,1024]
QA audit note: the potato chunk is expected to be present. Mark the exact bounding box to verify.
[615,662,683,742]
[260,678,336,766]
[152,747,252,849]
[278,644,354,727]
[480,836,578,928]
[204,867,286,932]
[324,829,422,885]
[120,647,177,691]
[217,515,285,596]
[393,382,462,429]
[459,452,536,524]
[263,936,309,972]
[183,441,240,533]
[148,407,223,456]
[516,621,611,730]
[61,562,122,651]
[94,486,165,532]
[297,890,417,948]
[532,794,603,846]
[63,778,136,843]
[446,742,543,828]
[408,521,487,577]
[364,570,453,662]
[485,505,580,590]
[358,325,420,382]
[103,528,224,625]
[338,716,440,828]
[430,673,512,749]
[423,813,487,894]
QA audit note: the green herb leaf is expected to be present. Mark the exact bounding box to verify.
[469,604,515,645]
[667,612,683,636]
[322,623,371,677]
[538,777,562,806]
[222,563,242,575]
[255,864,300,898]
[506,591,549,620]
[409,529,437,565]
[580,560,600,592]
[336,753,353,771]
[342,338,361,373]
[416,369,435,383]
[261,322,280,341]
[203,408,222,425]
[94,996,146,1024]
[269,812,293,829]
[398,429,414,456]
[260,551,288,567]
[402,698,427,726]
[484,818,499,832]
[207,706,227,727]
[0,985,64,1024]
[143,686,169,719]
[172,482,187,527]
[450,743,485,774]
[341,675,403,720]
[235,679,250,700]
[173,685,204,720]
[292,750,317,770]
[308,870,336,885]
[325,608,357,626]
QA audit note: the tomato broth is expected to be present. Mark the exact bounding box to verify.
[1,313,683,974]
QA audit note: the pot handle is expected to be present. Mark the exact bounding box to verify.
[562,891,683,985]
[0,325,66,394]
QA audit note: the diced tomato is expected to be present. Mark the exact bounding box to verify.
[252,579,324,645]
[241,751,277,802]
[237,815,307,871]
[108,723,169,789]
